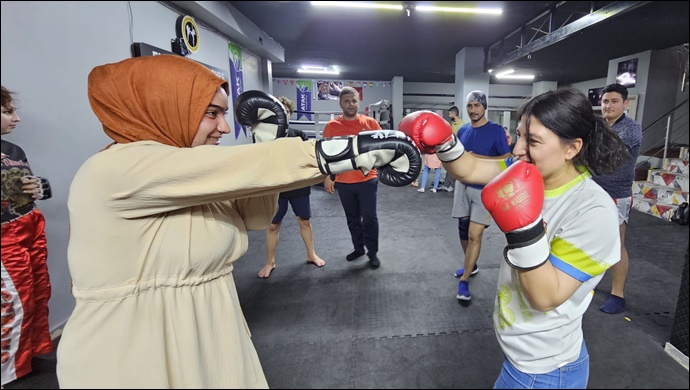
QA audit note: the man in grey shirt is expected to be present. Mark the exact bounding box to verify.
[593,83,642,314]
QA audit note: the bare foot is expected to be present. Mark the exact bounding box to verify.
[307,255,326,267]
[258,263,276,278]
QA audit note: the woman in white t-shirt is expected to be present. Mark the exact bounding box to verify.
[400,88,631,389]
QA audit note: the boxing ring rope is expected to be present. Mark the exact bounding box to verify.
[291,102,391,139]
[290,110,373,139]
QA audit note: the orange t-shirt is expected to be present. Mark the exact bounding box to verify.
[323,115,382,184]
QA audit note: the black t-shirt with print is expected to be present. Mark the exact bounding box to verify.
[1,140,36,223]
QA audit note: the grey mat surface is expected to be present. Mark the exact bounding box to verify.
[6,183,689,389]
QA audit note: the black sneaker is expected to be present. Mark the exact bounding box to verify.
[346,250,365,261]
[368,255,381,269]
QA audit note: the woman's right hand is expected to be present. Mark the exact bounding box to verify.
[324,176,335,194]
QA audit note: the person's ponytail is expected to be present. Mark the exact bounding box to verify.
[580,116,631,175]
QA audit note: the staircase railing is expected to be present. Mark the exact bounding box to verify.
[636,98,689,168]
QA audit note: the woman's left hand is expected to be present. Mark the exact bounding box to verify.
[21,176,51,200]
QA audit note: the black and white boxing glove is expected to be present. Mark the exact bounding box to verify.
[234,90,289,143]
[287,128,309,141]
[315,130,422,187]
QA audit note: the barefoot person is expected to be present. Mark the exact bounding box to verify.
[258,96,326,278]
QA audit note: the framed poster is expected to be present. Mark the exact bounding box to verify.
[588,87,604,107]
[616,58,638,88]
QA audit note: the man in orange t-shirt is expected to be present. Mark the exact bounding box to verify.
[323,86,382,269]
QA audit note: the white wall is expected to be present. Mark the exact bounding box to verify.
[402,82,455,110]
[606,50,652,126]
[569,77,608,97]
[0,1,263,333]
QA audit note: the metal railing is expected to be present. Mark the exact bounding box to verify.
[636,98,689,168]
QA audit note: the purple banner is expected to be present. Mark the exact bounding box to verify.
[295,80,312,121]
[228,42,246,139]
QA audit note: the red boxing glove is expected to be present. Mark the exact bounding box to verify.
[398,110,454,154]
[482,161,549,270]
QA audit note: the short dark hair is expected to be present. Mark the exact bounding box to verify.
[339,86,359,101]
[602,83,628,100]
[449,106,459,115]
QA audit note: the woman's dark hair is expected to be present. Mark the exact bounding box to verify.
[517,87,630,175]
[1,86,15,108]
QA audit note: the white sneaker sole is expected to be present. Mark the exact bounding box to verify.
[456,294,471,301]
[453,269,479,278]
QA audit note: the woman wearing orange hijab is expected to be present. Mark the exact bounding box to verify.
[56,55,420,388]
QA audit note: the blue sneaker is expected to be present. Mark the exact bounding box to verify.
[456,281,471,301]
[454,264,478,278]
[599,295,625,314]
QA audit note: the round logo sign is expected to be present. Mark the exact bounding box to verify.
[176,15,200,53]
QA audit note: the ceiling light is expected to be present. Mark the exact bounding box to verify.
[494,69,534,80]
[496,74,535,80]
[311,2,403,11]
[414,5,502,15]
[297,65,340,75]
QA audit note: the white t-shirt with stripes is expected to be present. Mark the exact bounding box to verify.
[493,162,620,374]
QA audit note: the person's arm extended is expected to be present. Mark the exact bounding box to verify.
[442,152,504,186]
[467,152,512,160]
[398,111,504,186]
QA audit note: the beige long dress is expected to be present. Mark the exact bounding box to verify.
[57,138,324,388]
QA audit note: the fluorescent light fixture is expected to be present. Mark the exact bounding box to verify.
[297,65,340,75]
[497,75,535,80]
[496,74,535,80]
[495,69,515,77]
[414,5,502,15]
[311,1,403,10]
[494,69,534,80]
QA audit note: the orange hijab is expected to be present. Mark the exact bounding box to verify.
[88,55,228,148]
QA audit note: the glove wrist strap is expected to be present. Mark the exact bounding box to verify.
[435,136,465,162]
[503,218,549,270]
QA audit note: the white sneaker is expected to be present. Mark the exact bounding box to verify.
[431,188,437,193]
[417,188,425,193]
[446,186,454,192]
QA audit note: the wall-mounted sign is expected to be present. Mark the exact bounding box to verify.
[176,15,200,54]
[131,42,228,81]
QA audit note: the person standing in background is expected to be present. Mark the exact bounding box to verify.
[323,87,383,269]
[258,96,326,278]
[1,85,53,387]
[593,83,642,315]
[504,126,513,149]
[417,152,443,193]
[439,106,465,192]
[452,91,511,301]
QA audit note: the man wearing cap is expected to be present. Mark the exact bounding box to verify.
[452,91,512,302]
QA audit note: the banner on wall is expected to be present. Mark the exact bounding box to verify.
[295,80,312,121]
[228,42,246,139]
